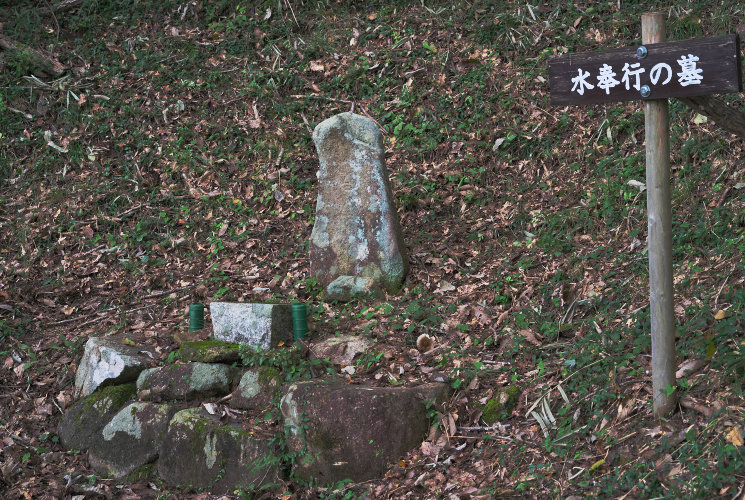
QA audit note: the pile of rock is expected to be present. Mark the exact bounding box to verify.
[58,335,284,493]
[58,333,449,494]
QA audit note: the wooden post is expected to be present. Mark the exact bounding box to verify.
[642,12,677,417]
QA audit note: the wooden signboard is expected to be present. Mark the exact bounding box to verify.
[549,35,742,105]
[548,16,743,417]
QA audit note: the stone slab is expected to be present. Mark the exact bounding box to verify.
[310,112,408,300]
[210,302,293,348]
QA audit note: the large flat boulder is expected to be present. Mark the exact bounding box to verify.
[310,112,408,300]
[88,402,175,479]
[280,380,450,483]
[210,302,293,348]
[136,362,231,401]
[74,336,155,398]
[57,384,137,452]
[158,407,280,494]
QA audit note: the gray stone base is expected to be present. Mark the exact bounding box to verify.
[210,302,293,348]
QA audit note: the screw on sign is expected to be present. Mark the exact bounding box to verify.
[548,13,743,417]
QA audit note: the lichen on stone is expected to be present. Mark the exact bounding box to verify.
[189,362,228,392]
[204,433,218,469]
[311,215,330,249]
[237,370,260,399]
[480,386,521,425]
[171,407,206,426]
[102,402,147,440]
[136,368,158,391]
[280,389,301,437]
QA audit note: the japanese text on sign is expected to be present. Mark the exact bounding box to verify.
[548,35,742,105]
[571,54,703,96]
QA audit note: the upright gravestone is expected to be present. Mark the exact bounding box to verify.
[310,112,408,300]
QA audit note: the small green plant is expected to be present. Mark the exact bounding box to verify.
[5,48,36,76]
[238,345,332,384]
[355,350,384,369]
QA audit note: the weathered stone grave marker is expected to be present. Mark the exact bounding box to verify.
[310,112,408,301]
[548,13,742,416]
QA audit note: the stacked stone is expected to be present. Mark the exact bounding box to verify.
[58,334,449,493]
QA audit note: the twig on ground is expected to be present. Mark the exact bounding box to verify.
[419,342,450,358]
[46,309,111,326]
[50,0,85,13]
[142,286,190,299]
[7,107,33,119]
[78,244,106,256]
[52,398,64,414]
[282,0,299,27]
[290,94,353,104]
[357,104,389,136]
[713,273,731,309]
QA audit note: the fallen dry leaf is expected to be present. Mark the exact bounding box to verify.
[472,305,493,325]
[519,329,542,346]
[726,426,743,447]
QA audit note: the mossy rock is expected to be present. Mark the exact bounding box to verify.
[231,367,282,411]
[137,362,230,401]
[177,340,240,363]
[158,407,280,494]
[57,383,137,452]
[88,402,176,479]
[280,379,450,484]
[480,385,521,425]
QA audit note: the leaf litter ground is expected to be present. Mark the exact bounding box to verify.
[1,1,745,498]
